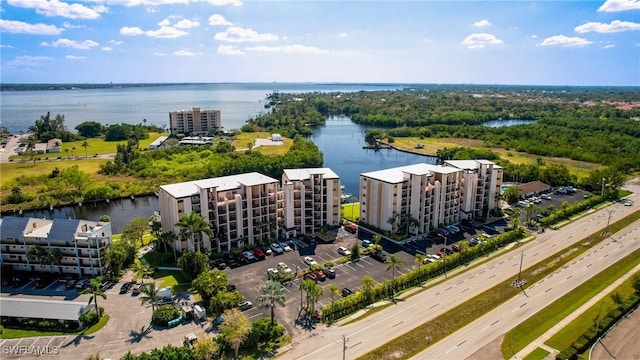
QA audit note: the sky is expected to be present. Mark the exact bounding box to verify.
[1,0,639,86]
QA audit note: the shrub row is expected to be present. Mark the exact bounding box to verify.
[540,196,605,227]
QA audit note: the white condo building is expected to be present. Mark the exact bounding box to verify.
[0,217,112,277]
[169,107,222,136]
[359,160,502,235]
[157,168,341,253]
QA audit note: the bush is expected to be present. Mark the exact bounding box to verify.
[152,305,181,327]
[79,311,101,326]
[246,317,286,349]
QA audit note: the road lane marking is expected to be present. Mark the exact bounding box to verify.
[520,303,527,308]
[429,303,439,309]
[491,320,499,326]
[545,288,552,292]
[392,321,403,327]
[457,340,467,347]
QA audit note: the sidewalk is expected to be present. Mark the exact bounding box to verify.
[512,263,640,359]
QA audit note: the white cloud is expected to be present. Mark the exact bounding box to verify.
[217,44,245,55]
[0,19,64,35]
[62,21,84,29]
[108,40,123,45]
[146,26,188,38]
[174,49,196,56]
[174,19,200,29]
[245,44,330,54]
[339,32,348,37]
[598,0,640,12]
[214,26,278,42]
[575,20,640,33]
[530,35,538,39]
[474,19,491,27]
[540,35,593,47]
[65,55,86,59]
[7,0,107,19]
[40,38,99,49]
[603,44,616,48]
[102,46,112,51]
[6,55,54,66]
[120,26,144,36]
[461,33,503,49]
[208,14,232,26]
[0,45,15,48]
[158,19,171,26]
[208,0,242,6]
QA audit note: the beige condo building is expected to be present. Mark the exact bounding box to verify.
[169,107,222,136]
[444,159,503,219]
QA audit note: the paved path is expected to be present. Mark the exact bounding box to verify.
[511,263,640,359]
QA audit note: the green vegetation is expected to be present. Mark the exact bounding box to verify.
[154,269,191,293]
[0,315,110,340]
[523,347,551,360]
[357,210,640,360]
[151,304,181,327]
[341,203,360,221]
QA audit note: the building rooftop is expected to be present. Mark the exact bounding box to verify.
[445,159,502,170]
[160,172,280,198]
[361,163,459,183]
[283,168,339,181]
[0,217,30,239]
[0,297,93,321]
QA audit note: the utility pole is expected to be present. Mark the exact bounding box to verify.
[342,334,349,360]
[518,250,524,280]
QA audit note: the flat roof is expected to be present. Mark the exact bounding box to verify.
[283,168,339,181]
[445,159,502,170]
[0,297,93,321]
[361,163,459,183]
[160,172,280,198]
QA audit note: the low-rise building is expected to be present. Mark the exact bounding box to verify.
[0,217,112,277]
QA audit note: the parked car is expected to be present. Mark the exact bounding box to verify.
[370,251,387,262]
[313,269,327,281]
[451,244,460,252]
[344,224,357,234]
[119,282,132,294]
[446,225,460,234]
[226,284,237,292]
[242,251,256,261]
[277,262,292,274]
[210,258,227,270]
[337,246,351,256]
[322,267,336,279]
[267,268,279,279]
[341,288,353,297]
[279,242,292,252]
[66,279,77,289]
[131,283,143,295]
[253,246,266,260]
[303,272,318,283]
[303,256,317,266]
[541,194,552,200]
[238,301,253,311]
[362,239,373,248]
[261,245,273,256]
[270,243,284,255]
[75,279,89,289]
[34,278,48,289]
[234,253,246,264]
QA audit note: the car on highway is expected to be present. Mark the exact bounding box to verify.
[270,243,284,255]
[303,256,317,266]
[341,288,353,297]
[337,246,351,256]
[238,301,253,311]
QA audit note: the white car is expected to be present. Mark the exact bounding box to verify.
[279,242,292,252]
[266,268,279,278]
[303,256,317,266]
[337,246,351,256]
[277,262,292,273]
[242,251,255,261]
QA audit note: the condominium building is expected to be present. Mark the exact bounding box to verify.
[169,107,222,136]
[282,168,341,236]
[360,163,464,235]
[157,168,342,253]
[444,160,503,219]
[360,160,502,234]
[0,217,112,277]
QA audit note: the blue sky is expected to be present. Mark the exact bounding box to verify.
[1,0,639,85]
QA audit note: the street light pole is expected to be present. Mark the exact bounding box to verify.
[342,334,349,360]
[601,177,606,198]
[518,251,524,280]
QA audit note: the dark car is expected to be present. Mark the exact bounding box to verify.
[35,278,49,289]
[303,272,318,283]
[210,258,227,270]
[341,288,353,297]
[371,251,387,262]
[313,269,327,282]
[226,284,237,292]
[322,267,336,279]
[66,279,77,289]
[119,282,132,294]
[234,253,246,264]
[253,246,266,260]
[226,258,239,268]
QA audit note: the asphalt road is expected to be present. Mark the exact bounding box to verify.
[277,186,640,360]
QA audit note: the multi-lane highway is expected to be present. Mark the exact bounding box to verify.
[279,187,640,360]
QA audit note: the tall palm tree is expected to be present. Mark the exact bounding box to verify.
[256,280,286,327]
[327,284,340,309]
[139,282,162,318]
[508,208,522,230]
[175,211,214,252]
[414,253,426,284]
[387,212,399,234]
[80,277,107,315]
[361,275,375,303]
[132,259,152,283]
[385,254,405,300]
[306,283,324,314]
[300,279,315,309]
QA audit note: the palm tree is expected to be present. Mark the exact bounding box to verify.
[361,275,375,303]
[414,253,426,284]
[175,211,214,252]
[300,279,315,309]
[387,212,399,234]
[385,255,405,300]
[306,283,324,314]
[327,284,340,310]
[71,146,76,158]
[131,259,152,283]
[80,277,107,315]
[81,140,89,159]
[139,282,162,318]
[256,280,286,327]
[27,245,47,271]
[508,208,522,230]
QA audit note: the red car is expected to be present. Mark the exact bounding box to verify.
[253,246,265,260]
[313,269,327,281]
[345,224,357,234]
[303,272,318,283]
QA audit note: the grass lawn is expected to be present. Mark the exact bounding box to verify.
[154,269,191,293]
[341,203,360,222]
[231,132,292,156]
[143,251,176,268]
[0,159,108,186]
[0,314,110,339]
[544,271,639,351]
[523,347,551,360]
